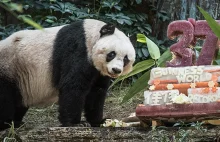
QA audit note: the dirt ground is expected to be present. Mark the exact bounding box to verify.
[17,86,143,131]
[1,86,219,142]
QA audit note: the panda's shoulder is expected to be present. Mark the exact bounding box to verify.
[53,21,87,51]
[55,21,85,38]
[56,19,104,37]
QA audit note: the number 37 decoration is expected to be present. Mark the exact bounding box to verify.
[166,18,220,67]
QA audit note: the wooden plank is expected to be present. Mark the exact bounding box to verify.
[136,102,220,122]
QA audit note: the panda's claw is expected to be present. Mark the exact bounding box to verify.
[61,121,91,127]
[74,121,91,127]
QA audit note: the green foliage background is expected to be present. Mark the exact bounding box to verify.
[0,0,169,61]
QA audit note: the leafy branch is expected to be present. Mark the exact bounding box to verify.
[0,1,43,29]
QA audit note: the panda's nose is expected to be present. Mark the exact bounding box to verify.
[112,68,121,74]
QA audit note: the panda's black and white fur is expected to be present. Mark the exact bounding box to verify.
[0,19,135,130]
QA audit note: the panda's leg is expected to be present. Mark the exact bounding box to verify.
[0,78,16,130]
[13,105,28,128]
[84,76,110,127]
[14,106,28,122]
[58,76,90,127]
[11,86,29,128]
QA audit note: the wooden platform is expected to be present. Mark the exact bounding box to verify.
[136,102,220,123]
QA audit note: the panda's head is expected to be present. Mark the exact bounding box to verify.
[86,20,135,78]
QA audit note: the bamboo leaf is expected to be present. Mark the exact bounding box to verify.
[109,59,155,88]
[198,6,220,39]
[137,33,161,59]
[141,47,149,57]
[157,49,172,67]
[146,36,161,59]
[18,16,43,30]
[8,3,23,12]
[121,70,151,104]
[137,33,146,43]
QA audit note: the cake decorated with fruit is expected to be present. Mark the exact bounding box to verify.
[136,18,220,124]
[136,65,220,124]
[145,65,220,105]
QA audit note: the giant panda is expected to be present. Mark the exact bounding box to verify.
[0,19,136,130]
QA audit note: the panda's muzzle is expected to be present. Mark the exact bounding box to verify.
[107,68,122,78]
[112,68,121,74]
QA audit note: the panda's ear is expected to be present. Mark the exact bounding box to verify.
[100,23,115,37]
[129,34,137,47]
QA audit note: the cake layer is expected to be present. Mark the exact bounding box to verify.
[150,81,218,95]
[144,90,179,105]
[188,87,220,103]
[148,66,220,85]
[144,87,220,106]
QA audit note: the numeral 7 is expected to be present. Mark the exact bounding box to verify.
[166,18,219,67]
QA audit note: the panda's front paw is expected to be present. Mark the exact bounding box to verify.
[72,121,91,127]
[61,121,91,127]
[90,118,110,127]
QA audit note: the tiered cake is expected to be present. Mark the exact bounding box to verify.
[136,65,220,123]
[136,18,220,124]
[145,66,220,105]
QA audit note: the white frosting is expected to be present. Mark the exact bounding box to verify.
[148,65,220,85]
[188,87,220,103]
[144,87,220,105]
[144,90,179,105]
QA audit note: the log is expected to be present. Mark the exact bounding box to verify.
[136,102,220,122]
[1,126,220,141]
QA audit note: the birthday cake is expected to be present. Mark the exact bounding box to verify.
[144,65,220,105]
[136,66,220,123]
[136,18,220,124]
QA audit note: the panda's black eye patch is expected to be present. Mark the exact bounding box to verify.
[106,51,116,62]
[123,55,130,67]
